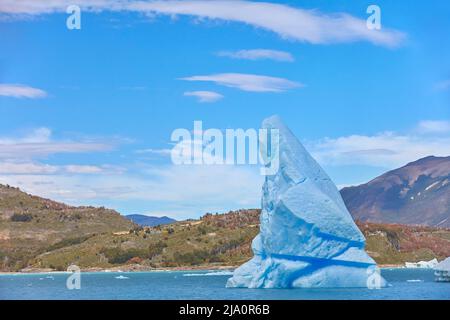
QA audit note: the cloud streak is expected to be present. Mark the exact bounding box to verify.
[0,0,405,47]
[417,120,450,134]
[0,164,262,219]
[0,128,115,160]
[184,90,224,103]
[0,83,47,98]
[217,49,294,62]
[180,73,302,92]
[129,1,406,48]
[0,162,117,175]
[309,126,450,168]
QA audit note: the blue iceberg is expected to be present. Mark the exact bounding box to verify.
[227,116,386,288]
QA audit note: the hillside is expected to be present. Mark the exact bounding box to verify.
[26,210,261,271]
[126,214,176,227]
[341,156,450,227]
[0,184,136,271]
[1,184,449,272]
[20,209,450,272]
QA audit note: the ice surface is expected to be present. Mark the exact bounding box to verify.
[405,258,438,269]
[227,115,386,288]
[435,258,450,272]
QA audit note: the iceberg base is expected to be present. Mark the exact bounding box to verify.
[226,256,387,288]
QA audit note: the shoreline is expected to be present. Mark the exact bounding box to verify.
[0,264,406,275]
[0,264,238,275]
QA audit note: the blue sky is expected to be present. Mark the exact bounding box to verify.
[0,0,449,219]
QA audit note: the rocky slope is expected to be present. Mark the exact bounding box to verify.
[11,209,450,272]
[1,184,449,272]
[0,184,135,271]
[341,156,450,227]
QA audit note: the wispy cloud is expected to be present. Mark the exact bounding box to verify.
[417,120,450,134]
[0,0,405,48]
[309,122,450,168]
[217,49,294,62]
[0,127,115,160]
[0,83,47,98]
[0,162,118,175]
[184,90,224,103]
[180,73,301,92]
[128,1,406,48]
[137,136,223,164]
[0,129,262,218]
[135,148,172,155]
[64,165,105,174]
[0,164,262,219]
[0,162,59,174]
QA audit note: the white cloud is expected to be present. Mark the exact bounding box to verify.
[0,162,59,174]
[6,120,450,219]
[417,120,450,134]
[184,90,224,103]
[0,0,108,15]
[0,162,112,175]
[64,165,104,174]
[217,49,294,62]
[0,142,113,159]
[138,136,223,163]
[0,126,261,218]
[0,127,51,144]
[129,1,405,47]
[309,129,450,168]
[0,1,405,47]
[0,127,115,160]
[0,164,262,219]
[135,148,172,155]
[0,83,47,98]
[180,73,302,92]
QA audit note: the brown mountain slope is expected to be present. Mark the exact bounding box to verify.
[341,156,450,227]
[18,210,450,272]
[1,185,449,272]
[0,184,136,271]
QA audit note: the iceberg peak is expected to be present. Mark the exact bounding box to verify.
[227,115,385,288]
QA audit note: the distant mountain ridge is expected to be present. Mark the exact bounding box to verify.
[341,156,450,227]
[126,214,176,227]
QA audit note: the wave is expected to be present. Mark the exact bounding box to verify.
[183,271,234,277]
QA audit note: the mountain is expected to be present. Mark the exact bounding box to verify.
[0,184,136,271]
[126,214,176,227]
[341,156,450,227]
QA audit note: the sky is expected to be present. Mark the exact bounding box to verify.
[0,0,449,219]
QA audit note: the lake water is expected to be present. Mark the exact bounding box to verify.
[0,268,449,300]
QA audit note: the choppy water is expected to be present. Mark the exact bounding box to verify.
[0,268,449,300]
